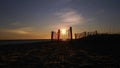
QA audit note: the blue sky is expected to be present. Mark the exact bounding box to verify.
[0,0,120,39]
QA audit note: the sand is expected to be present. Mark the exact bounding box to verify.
[0,41,120,68]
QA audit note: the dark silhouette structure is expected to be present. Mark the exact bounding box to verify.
[51,27,98,41]
[58,29,60,41]
[74,31,98,39]
[51,31,54,41]
[51,27,73,41]
[70,27,73,41]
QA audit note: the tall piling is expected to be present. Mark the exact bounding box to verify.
[70,27,73,41]
[51,31,54,41]
[58,29,60,41]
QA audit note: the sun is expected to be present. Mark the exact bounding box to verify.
[61,29,67,35]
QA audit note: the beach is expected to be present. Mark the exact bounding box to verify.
[0,38,120,68]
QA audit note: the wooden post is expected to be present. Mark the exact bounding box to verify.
[74,33,77,39]
[70,27,73,41]
[51,31,54,41]
[58,29,60,41]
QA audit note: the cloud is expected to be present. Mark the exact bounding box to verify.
[0,27,33,35]
[7,30,28,34]
[0,27,50,39]
[55,9,84,27]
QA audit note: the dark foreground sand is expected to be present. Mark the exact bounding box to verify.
[0,40,120,68]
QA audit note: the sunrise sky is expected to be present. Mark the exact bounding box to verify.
[0,0,120,39]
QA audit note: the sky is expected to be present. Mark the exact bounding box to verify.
[0,0,120,39]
